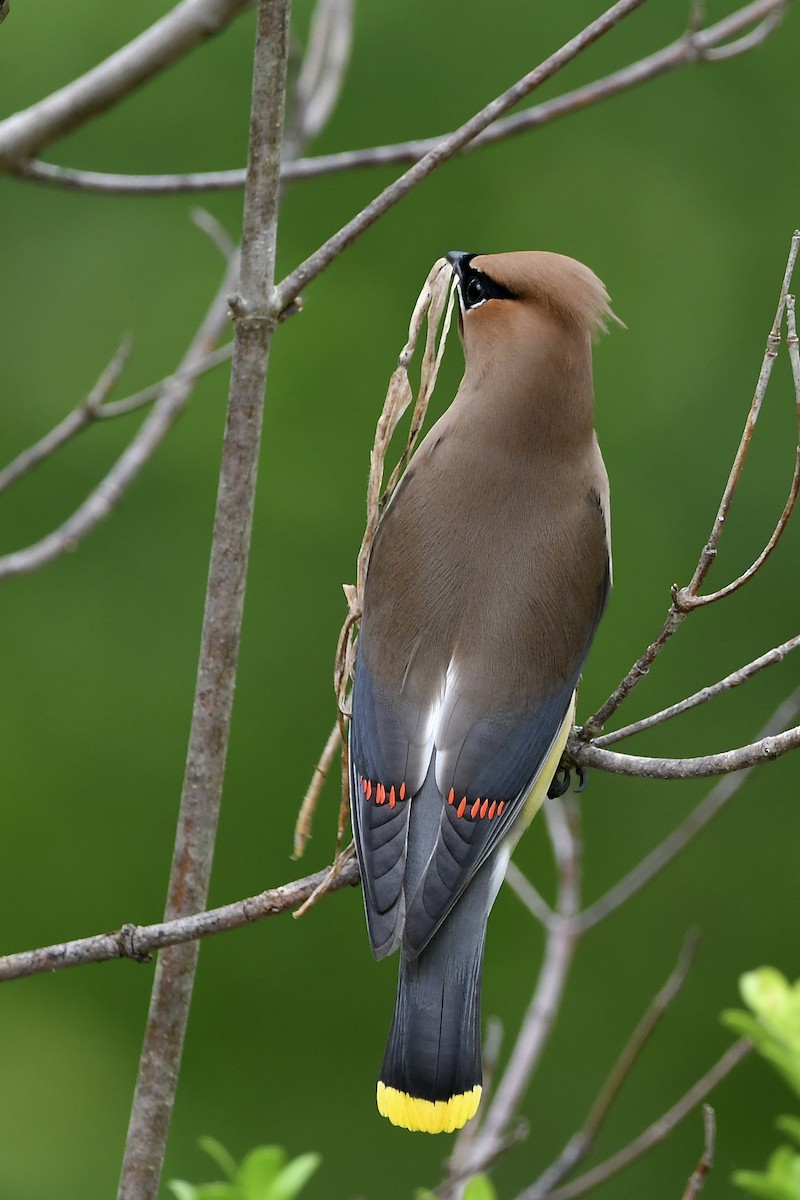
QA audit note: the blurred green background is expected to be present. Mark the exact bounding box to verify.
[1,1,799,1197]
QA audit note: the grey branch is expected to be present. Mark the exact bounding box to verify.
[593,636,800,747]
[0,0,254,168]
[0,858,359,983]
[538,1041,750,1200]
[571,722,800,780]
[582,229,800,739]
[449,800,583,1183]
[0,253,239,582]
[520,933,700,1200]
[580,690,800,931]
[0,336,133,494]
[115,0,291,1196]
[13,0,786,196]
[681,1106,716,1200]
[270,0,648,316]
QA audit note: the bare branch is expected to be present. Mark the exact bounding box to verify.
[293,721,341,858]
[0,0,254,168]
[99,343,234,419]
[0,2,10,27]
[520,932,700,1200]
[505,861,553,927]
[594,635,800,747]
[14,0,786,197]
[0,336,133,494]
[538,1041,749,1200]
[288,0,353,149]
[116,1,291,1195]
[681,1106,716,1200]
[582,229,800,738]
[571,721,800,780]
[580,690,800,931]
[0,858,360,983]
[0,253,239,582]
[270,0,649,315]
[450,799,582,1181]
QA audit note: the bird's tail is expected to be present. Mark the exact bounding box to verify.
[376,863,499,1134]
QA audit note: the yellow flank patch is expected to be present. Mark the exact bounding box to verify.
[377,1082,482,1133]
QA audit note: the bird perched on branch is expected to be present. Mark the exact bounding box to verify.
[350,250,616,1134]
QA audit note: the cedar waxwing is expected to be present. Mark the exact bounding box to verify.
[350,251,614,1134]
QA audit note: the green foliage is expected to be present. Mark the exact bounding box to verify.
[416,1177,496,1200]
[723,969,800,1200]
[167,1140,321,1200]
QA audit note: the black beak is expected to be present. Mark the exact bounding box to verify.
[445,251,474,282]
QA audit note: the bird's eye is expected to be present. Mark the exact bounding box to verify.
[465,275,487,307]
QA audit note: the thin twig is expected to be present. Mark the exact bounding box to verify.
[0,857,360,983]
[594,635,800,747]
[115,2,291,1196]
[270,0,648,316]
[0,0,254,168]
[571,722,800,780]
[0,336,133,493]
[520,933,700,1200]
[580,690,800,931]
[450,799,582,1181]
[505,861,554,927]
[582,230,800,738]
[14,0,786,196]
[293,721,341,858]
[0,212,237,496]
[100,343,234,419]
[285,0,353,155]
[538,1042,749,1200]
[681,1106,716,1200]
[0,258,239,582]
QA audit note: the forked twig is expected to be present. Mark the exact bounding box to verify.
[594,636,800,747]
[582,231,800,739]
[536,1041,750,1200]
[521,933,700,1199]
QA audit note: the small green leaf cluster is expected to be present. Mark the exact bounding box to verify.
[167,1137,321,1200]
[416,1174,497,1200]
[722,968,800,1200]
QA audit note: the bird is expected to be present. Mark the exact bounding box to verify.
[349,250,616,1134]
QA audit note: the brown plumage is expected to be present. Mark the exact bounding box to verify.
[350,250,615,1133]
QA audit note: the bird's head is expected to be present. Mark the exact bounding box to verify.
[445,250,619,358]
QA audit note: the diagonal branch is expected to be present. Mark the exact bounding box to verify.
[520,933,700,1200]
[0,336,133,494]
[594,636,800,747]
[580,690,800,931]
[0,0,254,169]
[0,249,239,582]
[270,0,648,315]
[582,229,800,739]
[536,1040,751,1200]
[14,0,786,197]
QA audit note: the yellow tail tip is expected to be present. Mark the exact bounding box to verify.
[376,1082,482,1133]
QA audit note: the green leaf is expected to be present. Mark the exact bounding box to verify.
[266,1153,322,1200]
[199,1137,240,1183]
[167,1183,198,1200]
[777,1117,800,1148]
[732,1168,797,1200]
[462,1176,497,1200]
[196,1187,237,1200]
[734,1146,800,1200]
[415,1191,438,1200]
[238,1147,287,1200]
